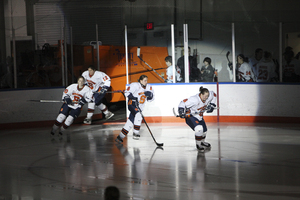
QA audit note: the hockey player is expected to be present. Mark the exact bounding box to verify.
[178,86,217,152]
[82,65,114,124]
[115,75,155,143]
[51,76,93,136]
[231,54,255,82]
[165,56,181,83]
[249,48,263,79]
[254,51,278,82]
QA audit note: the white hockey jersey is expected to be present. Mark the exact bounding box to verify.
[166,65,181,83]
[249,57,262,79]
[125,82,155,111]
[255,59,277,82]
[283,59,300,78]
[62,84,93,109]
[237,62,255,82]
[82,71,111,92]
[178,91,217,121]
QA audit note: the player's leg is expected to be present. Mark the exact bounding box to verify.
[59,108,81,136]
[51,104,69,136]
[84,102,95,124]
[94,92,114,120]
[98,103,114,119]
[186,117,209,152]
[115,103,139,143]
[115,114,134,143]
[132,112,142,140]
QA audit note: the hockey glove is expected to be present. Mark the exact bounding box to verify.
[99,86,108,94]
[128,93,138,102]
[78,98,87,107]
[144,91,153,100]
[178,107,186,118]
[228,62,233,70]
[206,103,216,113]
[64,96,72,105]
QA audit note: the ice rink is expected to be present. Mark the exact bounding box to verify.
[1,109,300,200]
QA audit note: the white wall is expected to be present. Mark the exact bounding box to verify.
[142,83,300,118]
[1,83,299,126]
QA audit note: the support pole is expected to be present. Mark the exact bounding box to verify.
[183,24,189,83]
[96,24,100,70]
[279,22,282,82]
[125,25,129,85]
[64,25,68,85]
[70,26,74,83]
[61,25,65,87]
[171,24,175,83]
[232,23,236,82]
[12,28,17,88]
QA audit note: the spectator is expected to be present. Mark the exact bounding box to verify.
[200,57,215,82]
[105,186,120,200]
[176,47,199,82]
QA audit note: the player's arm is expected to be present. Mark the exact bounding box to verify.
[206,92,217,113]
[144,86,155,102]
[62,85,73,105]
[125,84,138,102]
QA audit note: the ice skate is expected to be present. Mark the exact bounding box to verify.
[115,135,123,144]
[196,144,205,152]
[83,118,92,125]
[133,133,140,140]
[105,111,114,120]
[50,131,56,137]
[201,141,211,149]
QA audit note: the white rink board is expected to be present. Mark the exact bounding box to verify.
[140,83,300,117]
[1,83,300,124]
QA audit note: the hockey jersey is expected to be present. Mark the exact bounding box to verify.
[237,62,255,82]
[125,82,155,111]
[82,71,111,92]
[178,90,217,121]
[62,84,93,109]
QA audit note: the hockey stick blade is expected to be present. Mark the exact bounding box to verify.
[226,51,230,63]
[137,106,164,147]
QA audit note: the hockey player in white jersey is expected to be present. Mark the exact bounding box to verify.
[165,56,181,83]
[51,76,93,137]
[115,75,155,143]
[178,86,217,152]
[82,65,114,124]
[236,54,255,82]
[249,48,263,79]
[255,51,278,82]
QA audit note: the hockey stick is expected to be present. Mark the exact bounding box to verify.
[226,51,231,63]
[136,104,164,147]
[137,47,166,82]
[172,107,219,118]
[28,100,63,103]
[28,100,78,103]
[106,90,125,93]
